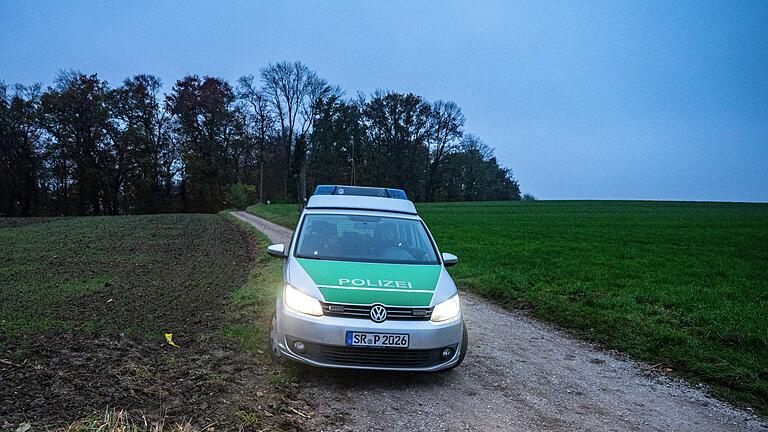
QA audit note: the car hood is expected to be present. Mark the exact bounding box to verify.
[294,258,442,307]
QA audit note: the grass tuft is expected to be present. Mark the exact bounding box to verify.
[63,409,200,432]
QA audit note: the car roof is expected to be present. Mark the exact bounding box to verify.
[305,194,417,215]
[302,207,421,220]
[307,195,417,215]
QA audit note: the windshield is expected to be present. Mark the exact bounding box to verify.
[295,214,439,265]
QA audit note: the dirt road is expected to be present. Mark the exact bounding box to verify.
[231,211,766,432]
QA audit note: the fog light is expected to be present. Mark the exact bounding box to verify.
[441,347,453,359]
[293,341,306,353]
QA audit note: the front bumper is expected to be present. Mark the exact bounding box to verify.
[275,301,464,371]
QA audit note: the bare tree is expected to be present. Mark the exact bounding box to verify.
[260,61,337,202]
[425,100,464,201]
[237,75,276,203]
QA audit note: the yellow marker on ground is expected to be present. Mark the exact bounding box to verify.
[165,333,180,348]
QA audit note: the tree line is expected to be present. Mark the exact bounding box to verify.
[0,61,521,216]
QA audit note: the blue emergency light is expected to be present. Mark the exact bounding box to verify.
[313,185,408,200]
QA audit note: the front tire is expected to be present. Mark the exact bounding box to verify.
[269,311,283,361]
[442,321,468,371]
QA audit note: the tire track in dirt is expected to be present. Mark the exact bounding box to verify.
[232,211,766,432]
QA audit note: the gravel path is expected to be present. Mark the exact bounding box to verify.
[231,211,294,245]
[232,211,766,432]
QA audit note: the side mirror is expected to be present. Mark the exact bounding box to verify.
[442,252,458,267]
[267,243,287,258]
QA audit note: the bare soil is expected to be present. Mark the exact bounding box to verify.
[1,332,304,430]
[0,214,309,431]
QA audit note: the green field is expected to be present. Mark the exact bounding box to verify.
[247,200,768,411]
[246,202,304,228]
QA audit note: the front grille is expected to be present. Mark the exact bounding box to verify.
[296,341,452,368]
[322,302,432,321]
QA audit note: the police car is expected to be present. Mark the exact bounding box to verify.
[267,185,468,371]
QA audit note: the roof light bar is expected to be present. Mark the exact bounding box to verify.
[312,185,408,200]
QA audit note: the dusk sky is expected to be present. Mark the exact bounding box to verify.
[2,0,766,202]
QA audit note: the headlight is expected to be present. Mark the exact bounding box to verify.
[431,294,461,322]
[283,284,323,316]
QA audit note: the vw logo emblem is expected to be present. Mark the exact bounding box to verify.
[370,304,387,323]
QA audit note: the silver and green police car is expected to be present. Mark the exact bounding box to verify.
[267,185,468,371]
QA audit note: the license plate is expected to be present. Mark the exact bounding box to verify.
[346,331,409,348]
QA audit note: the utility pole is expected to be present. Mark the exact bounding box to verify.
[350,134,356,185]
[259,159,263,203]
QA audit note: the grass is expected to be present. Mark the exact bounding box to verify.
[220,211,284,354]
[220,211,303,427]
[246,203,302,228]
[247,200,768,412]
[63,409,198,432]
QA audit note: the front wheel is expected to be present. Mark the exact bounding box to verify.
[269,311,283,362]
[442,322,468,371]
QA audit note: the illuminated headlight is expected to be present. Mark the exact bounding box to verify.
[284,284,323,316]
[431,294,461,322]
